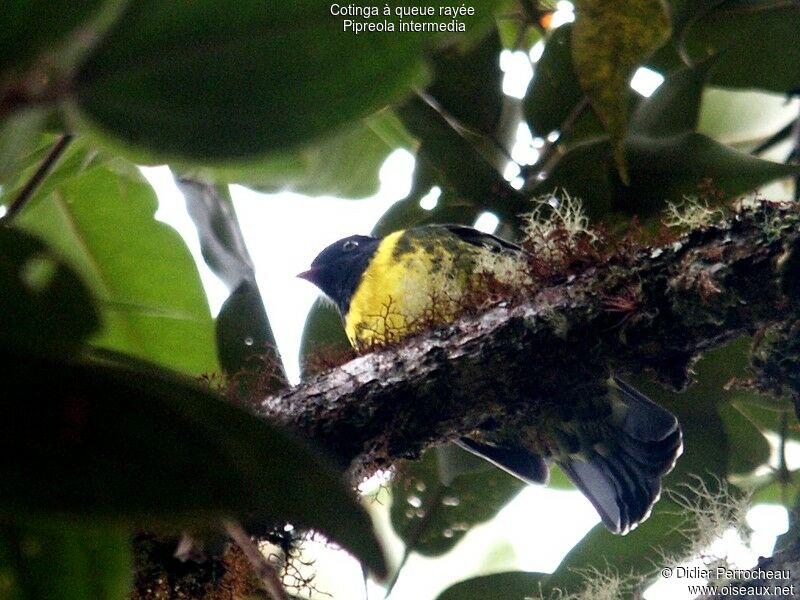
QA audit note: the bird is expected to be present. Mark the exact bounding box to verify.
[298,224,682,534]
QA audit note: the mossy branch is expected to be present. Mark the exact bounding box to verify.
[259,201,800,480]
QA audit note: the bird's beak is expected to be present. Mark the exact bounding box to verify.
[296,268,317,282]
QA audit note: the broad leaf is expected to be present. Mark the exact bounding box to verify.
[683,0,800,93]
[17,163,219,375]
[75,0,434,160]
[175,178,280,378]
[398,96,527,224]
[0,352,387,577]
[390,448,524,557]
[525,24,583,138]
[0,227,99,355]
[0,109,49,187]
[666,0,727,37]
[298,298,351,380]
[194,111,415,199]
[719,403,771,476]
[372,162,482,237]
[436,571,548,600]
[630,56,718,138]
[427,30,504,136]
[0,519,132,600]
[532,133,800,222]
[571,0,671,182]
[0,0,110,75]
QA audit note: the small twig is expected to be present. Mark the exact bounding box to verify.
[1,133,73,225]
[224,520,290,600]
[524,97,590,188]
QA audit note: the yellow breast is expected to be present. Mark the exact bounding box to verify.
[344,230,469,348]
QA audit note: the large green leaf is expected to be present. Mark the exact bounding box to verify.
[0,0,109,75]
[390,447,524,557]
[571,0,671,183]
[0,227,99,355]
[436,571,548,600]
[0,352,387,577]
[426,30,504,136]
[532,133,799,222]
[17,163,218,375]
[175,178,280,378]
[629,56,717,138]
[0,109,49,188]
[719,403,771,477]
[683,0,800,93]
[0,135,107,211]
[74,0,434,160]
[525,24,583,138]
[194,110,415,199]
[371,162,482,237]
[298,298,351,380]
[665,0,727,37]
[398,96,527,224]
[0,519,132,600]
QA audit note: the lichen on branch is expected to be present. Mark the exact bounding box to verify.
[259,200,800,480]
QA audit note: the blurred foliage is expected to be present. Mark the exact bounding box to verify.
[2,1,800,598]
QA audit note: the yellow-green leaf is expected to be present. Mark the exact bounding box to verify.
[571,0,671,184]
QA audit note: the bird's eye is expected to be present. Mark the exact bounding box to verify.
[343,240,359,251]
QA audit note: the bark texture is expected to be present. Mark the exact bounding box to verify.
[259,201,800,479]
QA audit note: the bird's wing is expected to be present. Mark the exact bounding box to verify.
[439,224,524,254]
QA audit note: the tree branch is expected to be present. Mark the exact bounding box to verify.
[1,133,73,225]
[259,201,800,480]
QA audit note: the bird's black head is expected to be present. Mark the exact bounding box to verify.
[298,234,380,314]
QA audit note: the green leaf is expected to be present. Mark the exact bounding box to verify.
[0,227,99,355]
[194,110,415,199]
[390,448,524,556]
[752,470,800,506]
[698,88,800,149]
[571,0,671,183]
[0,519,132,600]
[175,178,281,379]
[0,135,107,212]
[623,132,800,212]
[215,280,280,382]
[0,1,107,75]
[427,30,504,136]
[178,178,255,290]
[533,133,800,222]
[666,0,727,36]
[75,0,432,160]
[682,0,800,93]
[525,24,584,138]
[0,109,48,187]
[436,571,548,600]
[629,56,718,138]
[719,403,771,476]
[298,298,351,379]
[17,163,219,375]
[0,353,387,577]
[398,96,527,224]
[372,162,482,237]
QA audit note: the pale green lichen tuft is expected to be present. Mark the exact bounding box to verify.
[521,191,596,260]
[659,475,752,569]
[663,196,725,230]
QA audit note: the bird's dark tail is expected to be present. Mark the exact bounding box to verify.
[555,378,682,534]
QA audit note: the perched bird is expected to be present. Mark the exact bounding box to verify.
[299,224,682,534]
